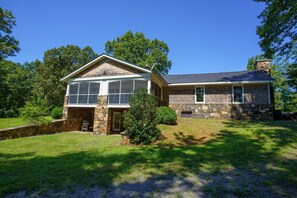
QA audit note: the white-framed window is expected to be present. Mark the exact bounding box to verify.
[232,85,244,103]
[108,80,147,104]
[195,86,205,103]
[69,82,100,104]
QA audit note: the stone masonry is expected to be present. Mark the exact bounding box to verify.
[93,95,109,134]
[170,104,273,120]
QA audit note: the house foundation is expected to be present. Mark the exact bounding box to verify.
[170,104,273,120]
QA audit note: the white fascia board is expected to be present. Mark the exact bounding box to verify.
[69,73,150,82]
[107,104,130,108]
[67,104,97,108]
[60,54,151,82]
[167,81,273,86]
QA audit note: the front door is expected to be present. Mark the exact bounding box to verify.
[112,112,121,132]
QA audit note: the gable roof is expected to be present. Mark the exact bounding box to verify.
[60,53,152,81]
[163,70,274,85]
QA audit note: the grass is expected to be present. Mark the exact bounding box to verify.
[0,118,297,197]
[0,116,53,129]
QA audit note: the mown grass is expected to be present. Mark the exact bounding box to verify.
[0,118,296,196]
[0,116,53,129]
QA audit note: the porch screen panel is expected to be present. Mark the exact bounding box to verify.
[120,80,133,104]
[69,83,78,104]
[108,80,148,104]
[89,83,100,104]
[78,83,89,104]
[135,80,147,90]
[109,81,120,104]
[68,82,100,104]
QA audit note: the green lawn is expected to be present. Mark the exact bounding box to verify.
[0,119,296,197]
[0,117,53,129]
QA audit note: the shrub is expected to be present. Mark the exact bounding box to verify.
[20,97,50,125]
[156,106,177,125]
[51,107,63,119]
[124,88,160,145]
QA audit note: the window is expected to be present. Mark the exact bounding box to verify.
[233,85,243,103]
[108,80,147,104]
[69,82,100,104]
[195,86,205,103]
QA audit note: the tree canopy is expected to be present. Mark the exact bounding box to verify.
[0,7,20,60]
[105,31,172,75]
[0,60,34,117]
[255,0,297,58]
[33,45,98,107]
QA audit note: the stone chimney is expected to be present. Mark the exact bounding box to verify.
[255,59,271,75]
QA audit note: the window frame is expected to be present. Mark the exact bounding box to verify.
[68,81,100,105]
[195,86,205,103]
[108,79,148,105]
[232,85,244,104]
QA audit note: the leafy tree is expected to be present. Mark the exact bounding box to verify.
[20,97,50,125]
[33,45,97,107]
[105,31,172,75]
[246,55,265,70]
[255,0,297,58]
[0,60,34,117]
[124,88,160,145]
[287,63,297,89]
[0,7,20,60]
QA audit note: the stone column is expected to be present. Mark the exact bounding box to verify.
[93,95,109,135]
[62,96,69,120]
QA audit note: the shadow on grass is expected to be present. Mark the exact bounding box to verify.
[1,120,297,197]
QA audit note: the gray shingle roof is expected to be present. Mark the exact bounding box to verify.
[163,70,274,84]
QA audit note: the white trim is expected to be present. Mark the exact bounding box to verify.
[108,104,130,108]
[268,83,271,104]
[69,73,150,82]
[168,80,274,86]
[66,83,70,96]
[195,86,205,103]
[67,104,97,108]
[232,85,244,104]
[60,54,151,81]
[147,79,151,93]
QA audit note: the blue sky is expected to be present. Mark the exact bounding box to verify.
[2,0,265,74]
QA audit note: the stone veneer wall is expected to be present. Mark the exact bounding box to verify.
[170,104,273,120]
[67,107,94,131]
[93,95,109,134]
[0,120,73,140]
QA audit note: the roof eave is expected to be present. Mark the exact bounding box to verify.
[167,80,274,86]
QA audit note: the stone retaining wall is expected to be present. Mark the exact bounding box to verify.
[170,104,273,120]
[0,120,74,140]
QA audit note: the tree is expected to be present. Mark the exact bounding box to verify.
[0,7,20,60]
[124,88,160,145]
[105,31,172,75]
[246,55,265,70]
[33,45,97,107]
[255,0,297,58]
[0,60,34,117]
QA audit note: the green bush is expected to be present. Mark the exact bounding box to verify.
[156,106,177,125]
[124,88,160,145]
[20,97,50,125]
[51,107,63,119]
